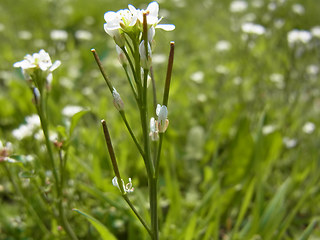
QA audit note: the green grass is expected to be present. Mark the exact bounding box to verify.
[1,0,320,239]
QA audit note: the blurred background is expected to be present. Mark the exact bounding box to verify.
[1,0,320,239]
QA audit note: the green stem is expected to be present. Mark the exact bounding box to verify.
[37,92,78,240]
[119,111,145,160]
[122,194,153,237]
[3,164,51,235]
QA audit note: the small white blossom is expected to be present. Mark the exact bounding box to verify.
[241,22,266,35]
[283,137,297,149]
[287,30,312,47]
[12,115,40,140]
[75,30,92,41]
[190,71,204,83]
[230,0,248,13]
[62,105,84,117]
[18,30,32,40]
[13,49,61,86]
[311,26,320,38]
[112,88,124,111]
[112,177,134,193]
[50,30,68,41]
[270,73,285,89]
[302,122,315,134]
[292,4,305,15]
[149,117,159,141]
[307,64,319,76]
[215,40,231,52]
[156,104,169,133]
[262,125,277,135]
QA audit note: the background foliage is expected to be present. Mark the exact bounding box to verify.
[0,0,320,239]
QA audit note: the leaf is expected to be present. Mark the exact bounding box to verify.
[298,218,319,240]
[73,208,117,240]
[69,110,89,137]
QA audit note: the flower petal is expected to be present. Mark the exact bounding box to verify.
[156,24,175,31]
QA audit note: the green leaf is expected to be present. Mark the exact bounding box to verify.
[73,208,117,240]
[298,218,320,240]
[69,110,89,137]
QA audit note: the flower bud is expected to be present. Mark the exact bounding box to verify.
[112,88,124,111]
[139,40,152,69]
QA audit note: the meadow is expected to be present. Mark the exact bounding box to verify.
[0,0,320,239]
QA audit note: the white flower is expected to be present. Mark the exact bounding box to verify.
[156,104,169,133]
[139,40,152,69]
[262,125,276,135]
[0,140,12,162]
[112,88,124,111]
[302,122,315,134]
[62,105,84,117]
[149,117,159,141]
[50,30,68,41]
[112,177,134,193]
[292,4,305,15]
[311,26,320,38]
[190,71,204,83]
[283,137,297,149]
[215,40,231,52]
[103,1,174,45]
[241,22,266,35]
[230,0,248,13]
[12,115,40,140]
[287,30,312,47]
[75,30,92,41]
[13,49,61,85]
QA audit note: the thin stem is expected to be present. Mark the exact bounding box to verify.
[119,111,145,159]
[122,194,153,237]
[91,49,113,93]
[101,119,123,190]
[3,164,50,235]
[123,65,138,101]
[163,42,175,107]
[149,66,158,115]
[155,133,164,178]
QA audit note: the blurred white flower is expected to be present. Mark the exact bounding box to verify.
[152,53,166,64]
[190,71,204,83]
[287,30,312,47]
[215,65,229,74]
[215,40,231,52]
[50,30,68,41]
[156,104,169,133]
[307,64,319,76]
[12,115,40,140]
[283,137,297,149]
[62,105,84,117]
[292,4,305,15]
[112,177,134,193]
[18,30,32,40]
[0,140,12,162]
[75,30,92,41]
[268,2,277,11]
[262,125,276,135]
[274,19,285,29]
[270,73,285,89]
[311,26,320,38]
[302,122,315,134]
[252,0,263,8]
[230,0,248,13]
[149,117,159,141]
[241,22,266,35]
[233,76,242,85]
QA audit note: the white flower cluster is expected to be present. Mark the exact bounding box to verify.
[104,1,175,47]
[112,176,134,193]
[241,22,266,35]
[0,140,13,162]
[149,104,169,141]
[13,49,61,87]
[287,29,312,47]
[12,115,41,140]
